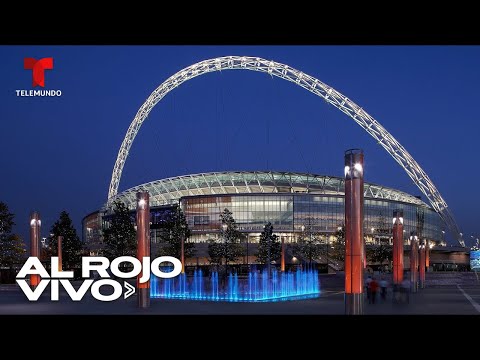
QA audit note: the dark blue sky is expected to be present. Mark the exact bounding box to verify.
[1,46,479,246]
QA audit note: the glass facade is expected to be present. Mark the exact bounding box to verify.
[82,211,103,255]
[181,194,441,244]
[95,171,445,263]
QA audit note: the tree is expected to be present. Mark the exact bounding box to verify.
[207,240,223,266]
[102,201,136,261]
[48,211,83,269]
[293,223,323,266]
[157,207,195,259]
[330,224,346,263]
[0,234,26,268]
[207,208,243,267]
[0,202,26,269]
[367,244,393,266]
[0,202,14,235]
[256,222,281,272]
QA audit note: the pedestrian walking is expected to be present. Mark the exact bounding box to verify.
[380,277,388,301]
[365,275,372,303]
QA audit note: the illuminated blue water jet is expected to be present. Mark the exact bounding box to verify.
[150,268,320,302]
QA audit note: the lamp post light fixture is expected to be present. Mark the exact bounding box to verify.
[58,236,63,272]
[297,225,305,270]
[392,210,404,288]
[29,212,41,290]
[180,231,185,274]
[136,191,150,308]
[344,148,365,315]
[419,240,426,289]
[264,224,271,277]
[425,238,430,270]
[410,232,419,293]
[222,223,228,279]
[246,234,249,269]
[324,234,330,274]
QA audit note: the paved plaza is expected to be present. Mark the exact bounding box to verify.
[1,280,479,315]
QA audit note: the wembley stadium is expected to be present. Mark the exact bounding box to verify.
[82,55,469,271]
[82,170,445,268]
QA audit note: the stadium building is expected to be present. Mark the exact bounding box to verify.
[82,56,470,271]
[83,171,451,269]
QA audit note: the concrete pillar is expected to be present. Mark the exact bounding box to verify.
[426,239,430,271]
[419,241,426,289]
[57,236,63,272]
[29,212,41,289]
[181,234,185,274]
[344,149,364,315]
[392,210,404,287]
[136,192,150,308]
[410,232,418,293]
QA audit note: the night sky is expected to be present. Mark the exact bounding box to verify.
[1,46,479,246]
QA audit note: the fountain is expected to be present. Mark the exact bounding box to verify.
[150,268,320,302]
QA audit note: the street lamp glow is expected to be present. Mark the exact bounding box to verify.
[30,219,41,226]
[371,227,375,232]
[344,166,350,177]
[354,163,363,172]
[138,198,146,209]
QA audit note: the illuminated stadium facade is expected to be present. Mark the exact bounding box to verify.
[81,55,466,270]
[83,170,443,267]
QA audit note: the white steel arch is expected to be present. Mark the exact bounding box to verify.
[108,56,464,246]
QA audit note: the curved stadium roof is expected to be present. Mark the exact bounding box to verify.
[105,171,429,211]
